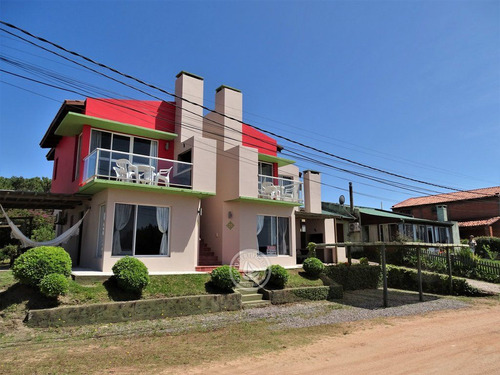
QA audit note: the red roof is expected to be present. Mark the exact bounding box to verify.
[458,217,500,228]
[393,186,500,209]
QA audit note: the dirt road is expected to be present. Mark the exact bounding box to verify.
[182,303,500,375]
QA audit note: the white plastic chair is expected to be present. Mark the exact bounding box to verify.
[113,159,136,182]
[155,167,172,187]
[261,182,280,200]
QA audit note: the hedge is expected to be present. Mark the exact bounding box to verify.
[386,265,481,296]
[325,264,380,290]
[475,237,500,259]
[260,285,343,304]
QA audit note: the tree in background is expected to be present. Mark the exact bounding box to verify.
[0,177,54,262]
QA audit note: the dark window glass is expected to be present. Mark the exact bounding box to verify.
[135,205,162,255]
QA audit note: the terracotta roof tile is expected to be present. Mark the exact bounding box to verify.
[458,217,500,227]
[392,186,500,208]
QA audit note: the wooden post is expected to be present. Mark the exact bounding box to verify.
[347,246,352,265]
[417,247,423,302]
[381,244,388,308]
[446,247,453,294]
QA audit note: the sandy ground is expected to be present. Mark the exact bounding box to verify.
[181,303,500,375]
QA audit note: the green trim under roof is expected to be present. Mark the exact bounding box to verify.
[79,179,214,198]
[258,153,296,167]
[358,207,454,226]
[55,112,178,140]
[227,196,302,207]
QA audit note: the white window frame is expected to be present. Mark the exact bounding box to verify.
[111,202,171,257]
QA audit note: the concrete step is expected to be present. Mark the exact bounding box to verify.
[240,293,265,303]
[237,281,255,288]
[236,287,260,295]
[242,300,271,309]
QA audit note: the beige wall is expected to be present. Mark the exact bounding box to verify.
[174,72,204,144]
[75,188,201,272]
[304,171,322,213]
[214,87,243,151]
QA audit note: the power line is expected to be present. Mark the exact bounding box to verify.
[0,20,483,196]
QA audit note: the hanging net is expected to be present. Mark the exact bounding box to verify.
[0,204,89,248]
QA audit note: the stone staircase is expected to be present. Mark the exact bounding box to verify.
[235,280,271,309]
[195,239,221,272]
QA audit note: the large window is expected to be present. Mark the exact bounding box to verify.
[90,129,158,177]
[258,162,273,177]
[112,203,170,256]
[257,215,290,255]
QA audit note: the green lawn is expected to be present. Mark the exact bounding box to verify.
[285,268,325,288]
[0,270,212,322]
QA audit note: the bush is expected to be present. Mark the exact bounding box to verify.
[210,265,240,291]
[359,257,369,265]
[386,265,480,296]
[39,273,69,298]
[306,242,317,258]
[265,265,289,289]
[0,244,18,265]
[112,257,150,293]
[476,237,500,258]
[325,263,380,290]
[302,257,325,277]
[31,225,55,242]
[12,246,71,287]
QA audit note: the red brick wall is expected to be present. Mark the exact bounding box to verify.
[394,197,500,222]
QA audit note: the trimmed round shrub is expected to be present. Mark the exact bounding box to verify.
[112,257,150,293]
[39,273,69,298]
[12,246,71,287]
[302,257,325,277]
[265,265,289,289]
[210,265,240,291]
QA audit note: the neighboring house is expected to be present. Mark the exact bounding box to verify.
[322,203,460,246]
[41,71,338,273]
[392,187,500,238]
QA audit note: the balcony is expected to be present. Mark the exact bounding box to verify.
[258,174,303,204]
[82,148,192,189]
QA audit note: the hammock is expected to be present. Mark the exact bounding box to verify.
[0,204,89,248]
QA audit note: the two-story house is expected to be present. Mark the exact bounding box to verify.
[40,71,333,273]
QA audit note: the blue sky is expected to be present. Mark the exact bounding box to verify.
[0,0,499,208]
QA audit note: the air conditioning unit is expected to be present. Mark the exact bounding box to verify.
[349,222,361,233]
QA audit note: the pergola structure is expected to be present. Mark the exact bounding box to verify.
[318,241,469,307]
[0,190,91,210]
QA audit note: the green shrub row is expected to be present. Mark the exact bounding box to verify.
[475,237,500,259]
[386,265,481,296]
[325,264,381,290]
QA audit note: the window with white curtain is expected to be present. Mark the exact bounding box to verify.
[257,215,290,256]
[112,203,170,256]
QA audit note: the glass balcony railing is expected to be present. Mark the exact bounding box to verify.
[258,174,303,203]
[82,148,192,189]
